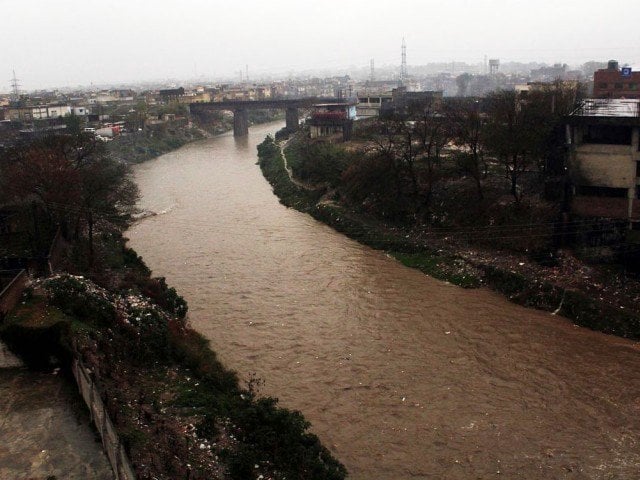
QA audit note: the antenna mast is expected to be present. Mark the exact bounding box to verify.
[10,70,20,101]
[400,38,407,86]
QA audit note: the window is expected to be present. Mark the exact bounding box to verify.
[598,82,608,89]
[584,125,632,145]
[630,83,637,90]
[577,185,627,198]
[614,83,623,89]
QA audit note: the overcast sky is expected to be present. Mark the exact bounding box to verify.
[2,0,640,91]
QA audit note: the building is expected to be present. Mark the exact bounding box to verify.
[530,63,568,82]
[593,60,640,99]
[307,102,357,140]
[159,87,185,103]
[7,104,72,122]
[41,104,71,118]
[566,99,640,225]
[356,93,393,119]
[380,88,443,117]
[178,91,211,104]
[72,106,90,116]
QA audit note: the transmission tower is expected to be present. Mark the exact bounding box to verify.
[10,70,20,101]
[400,38,407,86]
[370,59,375,82]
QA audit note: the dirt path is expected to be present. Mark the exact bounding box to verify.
[0,341,23,368]
[280,140,328,191]
[0,368,113,479]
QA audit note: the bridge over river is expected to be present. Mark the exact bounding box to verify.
[189,98,347,136]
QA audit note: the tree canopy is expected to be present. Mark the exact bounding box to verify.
[0,132,138,256]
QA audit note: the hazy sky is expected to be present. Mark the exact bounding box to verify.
[2,0,640,90]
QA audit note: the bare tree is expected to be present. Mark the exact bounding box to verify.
[482,90,552,203]
[445,98,485,200]
[413,105,449,216]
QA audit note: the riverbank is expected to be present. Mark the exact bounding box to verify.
[258,134,640,340]
[1,225,346,480]
[109,109,285,165]
[108,122,207,164]
[2,241,348,479]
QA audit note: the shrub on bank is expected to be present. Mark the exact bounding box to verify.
[257,135,323,210]
[44,275,117,327]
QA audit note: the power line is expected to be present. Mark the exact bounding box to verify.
[40,199,629,241]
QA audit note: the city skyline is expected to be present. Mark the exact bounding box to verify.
[2,0,639,90]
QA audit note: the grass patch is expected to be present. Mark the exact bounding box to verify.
[391,252,481,288]
[257,136,323,210]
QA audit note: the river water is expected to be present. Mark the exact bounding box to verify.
[127,122,640,479]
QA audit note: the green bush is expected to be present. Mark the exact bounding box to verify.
[229,396,347,480]
[286,140,351,187]
[44,275,116,327]
[122,246,151,275]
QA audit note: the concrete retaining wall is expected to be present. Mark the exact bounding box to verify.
[0,270,27,316]
[72,360,136,480]
[47,228,66,274]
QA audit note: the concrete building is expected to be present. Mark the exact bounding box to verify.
[178,91,211,104]
[44,105,72,118]
[380,88,443,117]
[72,106,89,116]
[356,93,393,119]
[7,104,72,121]
[307,102,356,140]
[593,60,640,99]
[158,87,185,103]
[567,99,640,225]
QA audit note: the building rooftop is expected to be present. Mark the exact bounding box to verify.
[312,102,356,107]
[571,99,640,118]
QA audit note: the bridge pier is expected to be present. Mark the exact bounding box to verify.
[285,107,299,131]
[233,108,249,137]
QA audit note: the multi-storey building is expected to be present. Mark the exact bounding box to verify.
[567,99,640,226]
[593,60,640,99]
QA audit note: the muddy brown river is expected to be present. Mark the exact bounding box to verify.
[127,122,640,479]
